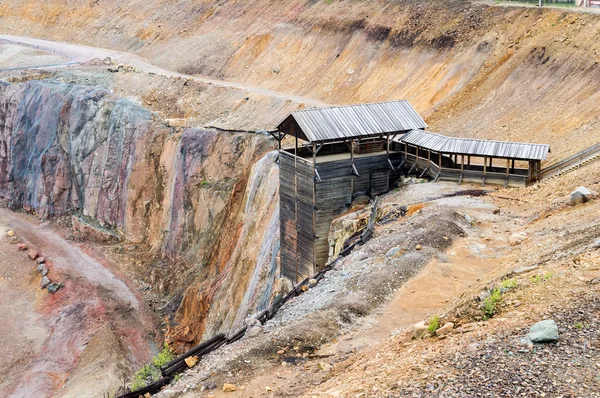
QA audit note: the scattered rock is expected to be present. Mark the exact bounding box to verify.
[246,325,262,337]
[37,263,48,276]
[28,250,39,260]
[247,318,261,327]
[386,247,401,257]
[184,356,199,368]
[40,276,51,289]
[308,278,317,286]
[17,243,28,251]
[222,383,237,392]
[6,230,14,237]
[9,237,20,244]
[464,214,476,225]
[272,64,281,74]
[415,244,423,251]
[568,186,596,206]
[435,322,455,337]
[510,265,539,275]
[277,349,285,355]
[300,285,309,292]
[318,361,332,371]
[164,118,187,128]
[36,257,45,264]
[509,233,526,246]
[47,283,63,294]
[414,321,429,339]
[527,320,559,343]
[204,381,217,390]
[493,209,501,215]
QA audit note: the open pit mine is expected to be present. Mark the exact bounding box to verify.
[1,1,600,397]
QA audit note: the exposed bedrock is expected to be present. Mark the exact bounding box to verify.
[0,80,281,348]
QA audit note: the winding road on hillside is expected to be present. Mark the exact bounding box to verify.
[0,34,330,108]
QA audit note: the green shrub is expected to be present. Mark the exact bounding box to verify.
[543,272,553,280]
[483,287,502,319]
[130,343,175,390]
[574,322,584,330]
[428,314,440,335]
[530,275,542,284]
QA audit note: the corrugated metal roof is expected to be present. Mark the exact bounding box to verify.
[399,130,550,161]
[280,101,427,143]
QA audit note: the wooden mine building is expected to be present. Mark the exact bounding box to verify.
[274,101,550,283]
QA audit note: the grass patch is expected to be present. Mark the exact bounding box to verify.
[130,343,175,390]
[574,322,584,330]
[428,314,440,335]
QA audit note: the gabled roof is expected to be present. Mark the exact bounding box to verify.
[399,130,550,161]
[278,101,427,143]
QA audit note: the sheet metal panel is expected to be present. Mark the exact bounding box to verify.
[280,101,427,143]
[399,130,550,161]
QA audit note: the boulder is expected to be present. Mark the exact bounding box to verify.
[222,383,237,392]
[41,276,51,289]
[527,320,559,343]
[36,257,46,264]
[569,186,596,206]
[17,243,28,251]
[435,322,455,337]
[413,321,429,339]
[37,263,48,276]
[47,283,63,293]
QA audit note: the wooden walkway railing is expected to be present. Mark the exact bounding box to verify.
[540,142,600,179]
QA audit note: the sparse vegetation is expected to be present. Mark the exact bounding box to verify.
[428,314,440,334]
[531,274,542,284]
[130,343,175,390]
[544,272,554,280]
[483,287,502,319]
[574,322,584,329]
[501,277,517,289]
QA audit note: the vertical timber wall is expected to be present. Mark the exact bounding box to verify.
[280,151,404,282]
[280,151,315,283]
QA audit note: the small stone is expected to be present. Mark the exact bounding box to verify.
[435,322,455,337]
[185,356,199,368]
[28,250,39,260]
[568,186,596,206]
[40,276,51,289]
[204,381,217,390]
[17,243,28,251]
[47,283,63,293]
[413,321,429,339]
[308,278,317,285]
[493,209,501,215]
[144,393,151,398]
[509,233,526,246]
[246,325,262,337]
[300,285,309,292]
[415,244,423,251]
[222,383,237,392]
[318,362,332,371]
[36,257,45,264]
[6,230,14,237]
[9,237,20,244]
[386,247,401,257]
[37,263,48,276]
[527,320,559,343]
[277,350,285,355]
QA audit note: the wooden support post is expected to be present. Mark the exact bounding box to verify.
[438,152,442,168]
[483,156,487,186]
[386,133,394,170]
[467,156,471,169]
[427,150,431,168]
[294,134,299,282]
[312,143,317,270]
[489,157,493,169]
[511,159,515,173]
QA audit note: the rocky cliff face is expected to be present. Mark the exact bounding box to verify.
[0,80,281,348]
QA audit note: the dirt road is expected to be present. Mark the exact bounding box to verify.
[0,34,329,108]
[0,209,156,398]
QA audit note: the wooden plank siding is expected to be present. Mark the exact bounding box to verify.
[279,151,315,283]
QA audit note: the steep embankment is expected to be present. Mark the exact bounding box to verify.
[2,0,600,158]
[0,81,281,350]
